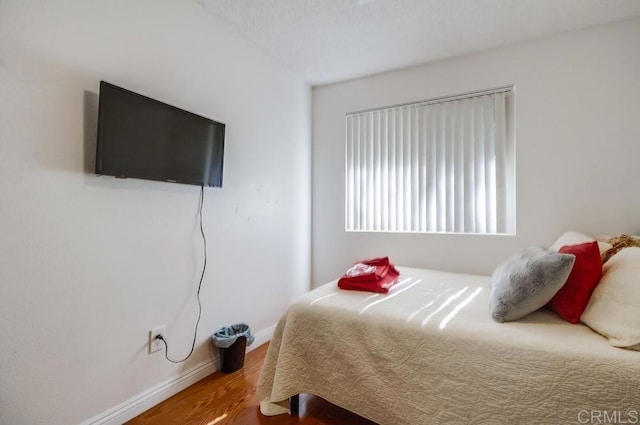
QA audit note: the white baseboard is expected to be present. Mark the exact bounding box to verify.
[80,324,276,425]
[251,323,276,349]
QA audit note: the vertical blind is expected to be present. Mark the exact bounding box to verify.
[345,88,515,234]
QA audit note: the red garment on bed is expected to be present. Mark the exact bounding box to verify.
[337,257,400,294]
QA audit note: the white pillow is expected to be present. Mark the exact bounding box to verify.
[581,247,640,349]
[550,231,612,255]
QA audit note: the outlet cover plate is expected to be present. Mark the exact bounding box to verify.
[149,326,165,354]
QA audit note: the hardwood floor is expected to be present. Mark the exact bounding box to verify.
[126,342,377,425]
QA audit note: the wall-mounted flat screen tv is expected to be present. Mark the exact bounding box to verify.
[96,81,225,187]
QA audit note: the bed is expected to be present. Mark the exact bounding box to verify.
[257,267,640,425]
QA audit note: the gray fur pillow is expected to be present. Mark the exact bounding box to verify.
[491,247,575,322]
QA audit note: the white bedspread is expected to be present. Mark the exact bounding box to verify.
[257,267,640,425]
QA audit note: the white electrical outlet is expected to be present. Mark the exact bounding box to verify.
[149,326,165,354]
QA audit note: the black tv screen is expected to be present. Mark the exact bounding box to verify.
[96,81,225,187]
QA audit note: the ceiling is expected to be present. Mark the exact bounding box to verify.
[200,0,640,86]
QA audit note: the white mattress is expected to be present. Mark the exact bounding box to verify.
[257,267,640,425]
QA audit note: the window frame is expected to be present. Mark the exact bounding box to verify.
[345,86,515,235]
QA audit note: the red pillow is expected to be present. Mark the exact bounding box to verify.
[547,241,602,323]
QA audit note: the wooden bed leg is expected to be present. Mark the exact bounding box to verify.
[290,394,300,416]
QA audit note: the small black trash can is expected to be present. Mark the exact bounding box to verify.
[212,323,254,374]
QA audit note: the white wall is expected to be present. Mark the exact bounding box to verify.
[0,1,310,424]
[312,19,640,286]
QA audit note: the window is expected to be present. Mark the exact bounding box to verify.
[345,87,515,234]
